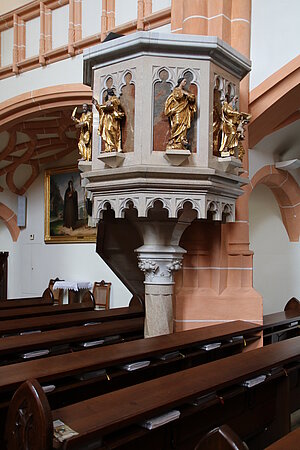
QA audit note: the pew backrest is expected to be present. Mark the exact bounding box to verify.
[0,288,54,309]
[0,298,94,321]
[0,305,144,335]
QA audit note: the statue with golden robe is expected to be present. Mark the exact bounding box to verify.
[92,89,125,153]
[218,94,251,160]
[71,103,92,161]
[164,77,197,150]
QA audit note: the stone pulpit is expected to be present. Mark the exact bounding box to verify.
[81,32,251,337]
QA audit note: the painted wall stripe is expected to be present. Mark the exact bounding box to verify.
[182,14,250,24]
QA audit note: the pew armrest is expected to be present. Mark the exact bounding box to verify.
[284,297,300,313]
[5,378,53,450]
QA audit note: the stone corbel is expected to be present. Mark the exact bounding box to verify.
[218,156,243,174]
[164,149,191,166]
[98,152,125,168]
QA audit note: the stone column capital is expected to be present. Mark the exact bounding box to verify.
[136,245,185,285]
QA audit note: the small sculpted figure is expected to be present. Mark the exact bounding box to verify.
[164,77,196,150]
[71,103,92,161]
[219,94,251,160]
[92,89,125,153]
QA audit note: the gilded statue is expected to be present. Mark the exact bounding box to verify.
[213,79,222,156]
[92,89,125,153]
[164,77,196,150]
[71,103,93,161]
[218,94,251,160]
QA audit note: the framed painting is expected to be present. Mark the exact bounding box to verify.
[44,166,96,243]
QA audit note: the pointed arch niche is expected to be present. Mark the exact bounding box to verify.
[152,68,199,152]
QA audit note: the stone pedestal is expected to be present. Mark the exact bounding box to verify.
[136,245,186,337]
[144,285,174,337]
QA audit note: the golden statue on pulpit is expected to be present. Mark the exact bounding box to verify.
[92,89,125,153]
[216,94,251,160]
[71,103,93,161]
[164,77,197,150]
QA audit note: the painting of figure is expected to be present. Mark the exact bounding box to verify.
[44,166,96,243]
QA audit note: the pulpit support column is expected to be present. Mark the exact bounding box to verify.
[134,208,196,337]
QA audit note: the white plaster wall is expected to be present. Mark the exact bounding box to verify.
[25,16,40,58]
[249,184,300,314]
[82,0,102,38]
[115,0,137,26]
[0,54,83,103]
[248,148,274,179]
[152,0,171,13]
[52,5,69,49]
[1,27,13,67]
[0,173,131,307]
[250,0,300,89]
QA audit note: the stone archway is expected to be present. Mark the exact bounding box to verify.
[245,165,300,242]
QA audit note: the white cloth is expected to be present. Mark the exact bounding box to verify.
[53,281,92,291]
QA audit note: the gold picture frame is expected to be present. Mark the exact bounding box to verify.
[44,166,96,243]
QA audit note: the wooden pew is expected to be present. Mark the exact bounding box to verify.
[5,336,300,450]
[0,321,261,449]
[263,297,300,344]
[0,302,144,336]
[0,320,261,395]
[0,317,144,364]
[0,288,54,309]
[0,291,95,321]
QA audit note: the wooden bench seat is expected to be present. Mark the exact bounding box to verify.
[0,288,54,309]
[0,304,144,336]
[0,317,144,364]
[5,336,300,450]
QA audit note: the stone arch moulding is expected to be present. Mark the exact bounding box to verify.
[249,55,300,148]
[0,84,92,194]
[245,165,300,242]
[0,203,20,242]
[0,84,92,132]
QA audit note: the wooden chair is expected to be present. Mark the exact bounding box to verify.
[92,280,111,310]
[48,278,64,305]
